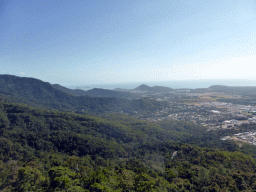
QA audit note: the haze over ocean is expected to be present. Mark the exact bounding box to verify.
[71,79,256,90]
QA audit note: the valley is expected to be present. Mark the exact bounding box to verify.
[1,75,256,191]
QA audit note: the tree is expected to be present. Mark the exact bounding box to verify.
[133,173,155,192]
[165,168,176,182]
[48,166,77,191]
[15,166,45,192]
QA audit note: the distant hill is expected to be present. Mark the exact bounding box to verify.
[191,85,230,93]
[151,86,174,92]
[133,84,173,92]
[193,85,256,95]
[52,84,88,96]
[52,84,137,99]
[82,88,138,99]
[133,84,151,91]
[0,75,168,115]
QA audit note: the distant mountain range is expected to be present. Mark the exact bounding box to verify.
[52,84,138,99]
[132,84,173,92]
[192,85,256,95]
[114,84,174,93]
[0,75,168,115]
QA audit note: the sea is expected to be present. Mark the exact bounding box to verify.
[68,79,256,91]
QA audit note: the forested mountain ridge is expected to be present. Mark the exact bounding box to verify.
[81,88,138,99]
[0,75,167,115]
[1,100,256,191]
[52,84,138,99]
[52,84,88,96]
[2,75,256,191]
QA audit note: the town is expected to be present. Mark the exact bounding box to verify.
[125,87,256,145]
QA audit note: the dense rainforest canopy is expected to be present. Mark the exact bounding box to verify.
[1,99,256,191]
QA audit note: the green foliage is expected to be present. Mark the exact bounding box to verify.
[165,168,176,182]
[15,166,46,192]
[0,75,169,116]
[48,166,77,191]
[133,173,156,192]
[0,100,256,191]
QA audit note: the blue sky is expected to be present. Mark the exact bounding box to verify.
[1,0,256,86]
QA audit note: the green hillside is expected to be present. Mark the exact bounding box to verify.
[0,75,168,115]
[1,100,256,191]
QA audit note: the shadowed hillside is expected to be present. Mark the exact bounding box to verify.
[53,84,138,99]
[0,75,168,115]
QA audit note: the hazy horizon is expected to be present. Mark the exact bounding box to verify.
[1,0,256,85]
[66,78,256,90]
[2,74,256,90]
